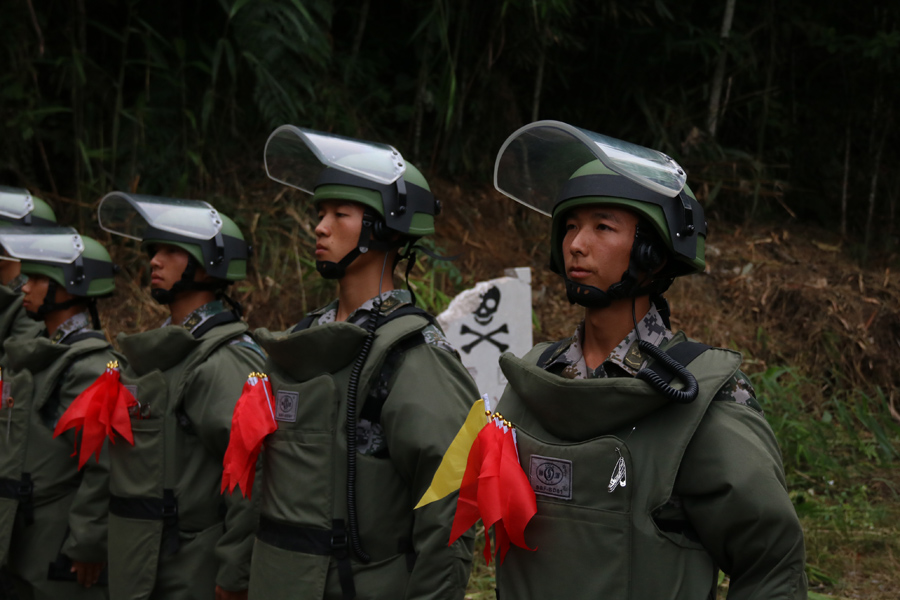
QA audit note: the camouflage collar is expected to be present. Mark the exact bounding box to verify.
[312,289,413,327]
[547,304,673,379]
[7,274,27,294]
[163,300,229,334]
[50,310,93,344]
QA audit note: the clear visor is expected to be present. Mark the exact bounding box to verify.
[494,120,687,216]
[264,125,407,193]
[0,186,35,220]
[0,226,83,264]
[98,193,223,241]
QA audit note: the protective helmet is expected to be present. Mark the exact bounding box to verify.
[0,226,116,325]
[0,186,58,226]
[98,193,249,303]
[264,125,439,278]
[494,120,707,308]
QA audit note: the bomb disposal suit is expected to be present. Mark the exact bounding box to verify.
[98,194,265,599]
[0,187,58,363]
[490,122,807,599]
[248,127,476,600]
[0,226,117,599]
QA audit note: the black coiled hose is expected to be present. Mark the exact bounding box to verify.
[344,298,382,563]
[635,340,699,404]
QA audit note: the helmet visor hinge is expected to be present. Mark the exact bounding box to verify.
[71,254,85,286]
[211,231,225,265]
[389,177,408,218]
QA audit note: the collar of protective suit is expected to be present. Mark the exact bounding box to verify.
[254,322,368,382]
[498,332,743,442]
[0,284,20,312]
[5,335,76,373]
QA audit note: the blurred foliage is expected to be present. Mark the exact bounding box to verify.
[1,0,898,255]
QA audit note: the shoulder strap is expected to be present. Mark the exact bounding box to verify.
[292,303,437,333]
[191,310,240,339]
[359,306,436,434]
[537,340,566,368]
[61,330,109,345]
[291,314,317,333]
[644,341,711,385]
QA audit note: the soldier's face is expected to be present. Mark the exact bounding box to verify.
[314,200,364,264]
[21,274,51,312]
[149,243,191,290]
[562,205,637,292]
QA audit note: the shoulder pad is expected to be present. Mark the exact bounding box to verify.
[228,334,266,359]
[420,323,460,356]
[713,371,763,414]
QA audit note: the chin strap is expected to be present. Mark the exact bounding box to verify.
[26,280,93,325]
[316,210,401,281]
[151,257,228,305]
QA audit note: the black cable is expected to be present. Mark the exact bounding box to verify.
[631,299,699,404]
[345,251,392,563]
[635,340,699,403]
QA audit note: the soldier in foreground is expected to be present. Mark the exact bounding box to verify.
[241,127,476,599]
[489,121,807,599]
[0,226,117,599]
[97,194,264,600]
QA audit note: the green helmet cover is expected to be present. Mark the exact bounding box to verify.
[143,212,247,281]
[549,160,705,277]
[0,190,57,226]
[313,161,435,237]
[20,236,116,297]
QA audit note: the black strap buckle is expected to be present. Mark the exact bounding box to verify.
[331,520,349,559]
[17,473,33,500]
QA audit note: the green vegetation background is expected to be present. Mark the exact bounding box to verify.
[3,1,899,597]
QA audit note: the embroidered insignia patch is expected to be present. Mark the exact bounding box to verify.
[608,448,627,493]
[275,390,299,422]
[529,455,572,500]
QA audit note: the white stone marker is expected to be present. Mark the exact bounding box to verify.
[437,267,533,404]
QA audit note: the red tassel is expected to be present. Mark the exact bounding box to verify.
[53,361,137,469]
[221,372,277,499]
[448,413,537,564]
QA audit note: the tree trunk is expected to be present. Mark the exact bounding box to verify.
[750,0,775,222]
[841,122,851,238]
[343,0,370,84]
[531,34,546,122]
[865,102,889,260]
[707,0,737,138]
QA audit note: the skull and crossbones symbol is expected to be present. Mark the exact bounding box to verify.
[460,286,509,354]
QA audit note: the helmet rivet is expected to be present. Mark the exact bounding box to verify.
[676,232,682,238]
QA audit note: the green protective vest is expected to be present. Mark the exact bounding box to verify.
[0,333,112,566]
[494,334,741,600]
[0,284,41,365]
[108,320,254,600]
[250,314,431,600]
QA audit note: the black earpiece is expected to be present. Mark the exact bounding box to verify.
[371,218,389,242]
[632,221,666,273]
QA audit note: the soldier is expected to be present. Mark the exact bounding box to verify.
[488,121,807,598]
[0,226,118,599]
[244,126,476,599]
[97,193,264,600]
[0,186,58,362]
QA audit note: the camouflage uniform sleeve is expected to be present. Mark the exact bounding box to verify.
[381,340,477,600]
[675,398,808,599]
[712,370,764,413]
[59,350,113,563]
[183,342,266,592]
